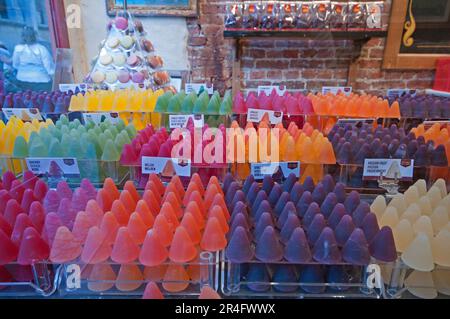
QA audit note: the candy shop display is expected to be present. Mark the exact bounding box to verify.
[224,1,384,31]
[1,91,72,114]
[388,94,450,119]
[86,11,173,91]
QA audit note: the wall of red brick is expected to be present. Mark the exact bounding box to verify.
[186,0,435,96]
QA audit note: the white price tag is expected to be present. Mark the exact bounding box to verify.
[185,83,214,95]
[59,83,90,93]
[247,108,283,125]
[169,114,204,129]
[322,86,352,96]
[26,158,80,176]
[142,157,191,177]
[387,89,417,100]
[363,159,414,181]
[251,162,300,180]
[82,113,120,124]
[3,108,43,121]
[257,86,287,96]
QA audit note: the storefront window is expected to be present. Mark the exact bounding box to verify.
[0,0,54,93]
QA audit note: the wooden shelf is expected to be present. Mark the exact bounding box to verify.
[224,29,387,40]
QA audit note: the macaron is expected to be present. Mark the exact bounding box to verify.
[115,17,128,31]
[118,70,131,84]
[135,20,144,33]
[141,39,154,52]
[121,36,134,49]
[132,72,145,84]
[99,54,113,66]
[127,54,142,68]
[107,37,120,49]
[147,56,164,69]
[113,53,127,67]
[91,71,105,84]
[105,71,118,84]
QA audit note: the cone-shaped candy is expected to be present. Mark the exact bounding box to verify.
[123,181,140,204]
[268,184,283,207]
[80,179,97,200]
[361,213,380,243]
[112,200,130,226]
[128,213,148,245]
[142,190,160,216]
[116,264,143,292]
[87,264,116,292]
[104,178,120,200]
[4,199,23,226]
[344,191,360,213]
[342,228,370,265]
[402,204,422,225]
[284,227,312,263]
[371,196,387,220]
[432,229,450,267]
[274,192,291,217]
[140,229,169,267]
[111,227,140,264]
[100,212,120,245]
[431,206,448,234]
[255,226,284,262]
[20,189,36,214]
[280,214,301,244]
[143,282,164,299]
[307,214,327,245]
[56,181,72,200]
[405,271,437,299]
[393,219,414,253]
[180,213,201,244]
[153,215,174,247]
[96,189,114,212]
[199,286,221,299]
[71,212,92,243]
[313,227,341,264]
[169,226,198,263]
[119,190,136,214]
[321,193,338,219]
[17,227,49,265]
[11,214,34,246]
[380,207,399,229]
[290,183,305,205]
[33,180,48,202]
[303,203,321,228]
[300,265,325,294]
[246,264,270,292]
[0,215,12,237]
[352,202,370,228]
[254,212,274,240]
[296,191,313,218]
[388,194,407,215]
[312,183,327,205]
[303,176,315,193]
[226,226,254,263]
[162,264,190,293]
[328,204,347,229]
[370,227,397,262]
[161,202,180,229]
[413,216,434,239]
[262,175,274,194]
[42,213,62,246]
[49,227,82,263]
[209,195,230,221]
[418,196,433,216]
[335,215,355,247]
[185,202,205,230]
[81,227,112,264]
[277,202,297,228]
[273,265,298,293]
[432,269,450,296]
[200,217,227,252]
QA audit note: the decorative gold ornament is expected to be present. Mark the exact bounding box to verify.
[403,0,416,47]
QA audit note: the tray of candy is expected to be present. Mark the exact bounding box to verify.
[158,114,231,130]
[221,255,386,299]
[0,262,61,298]
[58,251,220,298]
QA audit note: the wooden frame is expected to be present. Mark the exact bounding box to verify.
[106,0,198,17]
[383,0,450,69]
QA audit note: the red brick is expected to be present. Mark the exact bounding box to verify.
[255,60,290,69]
[245,49,266,59]
[300,49,317,58]
[284,70,300,80]
[301,69,317,79]
[249,71,266,80]
[369,48,384,59]
[267,70,283,79]
[282,50,299,58]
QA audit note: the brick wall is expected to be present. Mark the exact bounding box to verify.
[186,0,435,96]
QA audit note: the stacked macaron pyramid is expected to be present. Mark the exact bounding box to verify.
[87,11,173,92]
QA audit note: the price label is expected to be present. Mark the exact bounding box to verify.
[363,159,414,181]
[26,158,80,176]
[142,157,191,177]
[257,85,287,96]
[169,114,204,129]
[82,112,120,124]
[59,83,90,93]
[322,86,352,96]
[247,109,283,125]
[2,108,43,121]
[387,89,417,100]
[251,162,300,180]
[185,83,214,95]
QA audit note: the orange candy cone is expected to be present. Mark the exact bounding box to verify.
[81,227,112,264]
[124,181,140,204]
[144,265,168,282]
[153,215,174,247]
[199,286,221,299]
[187,191,206,217]
[190,173,205,196]
[103,178,120,200]
[207,176,223,196]
[208,206,229,234]
[169,226,198,263]
[143,282,164,299]
[162,264,189,293]
[139,230,169,267]
[171,175,185,198]
[142,190,160,217]
[145,181,163,201]
[88,263,116,292]
[120,190,136,214]
[100,212,120,245]
[204,184,222,209]
[183,183,201,207]
[209,194,230,221]
[163,182,181,202]
[135,200,155,228]
[71,212,92,244]
[164,192,183,218]
[128,213,148,245]
[185,202,205,229]
[148,174,165,197]
[180,213,201,244]
[161,202,180,229]
[116,264,143,292]
[85,200,104,226]
[49,226,82,263]
[200,217,227,252]
[96,189,114,212]
[111,227,140,264]
[111,200,130,226]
